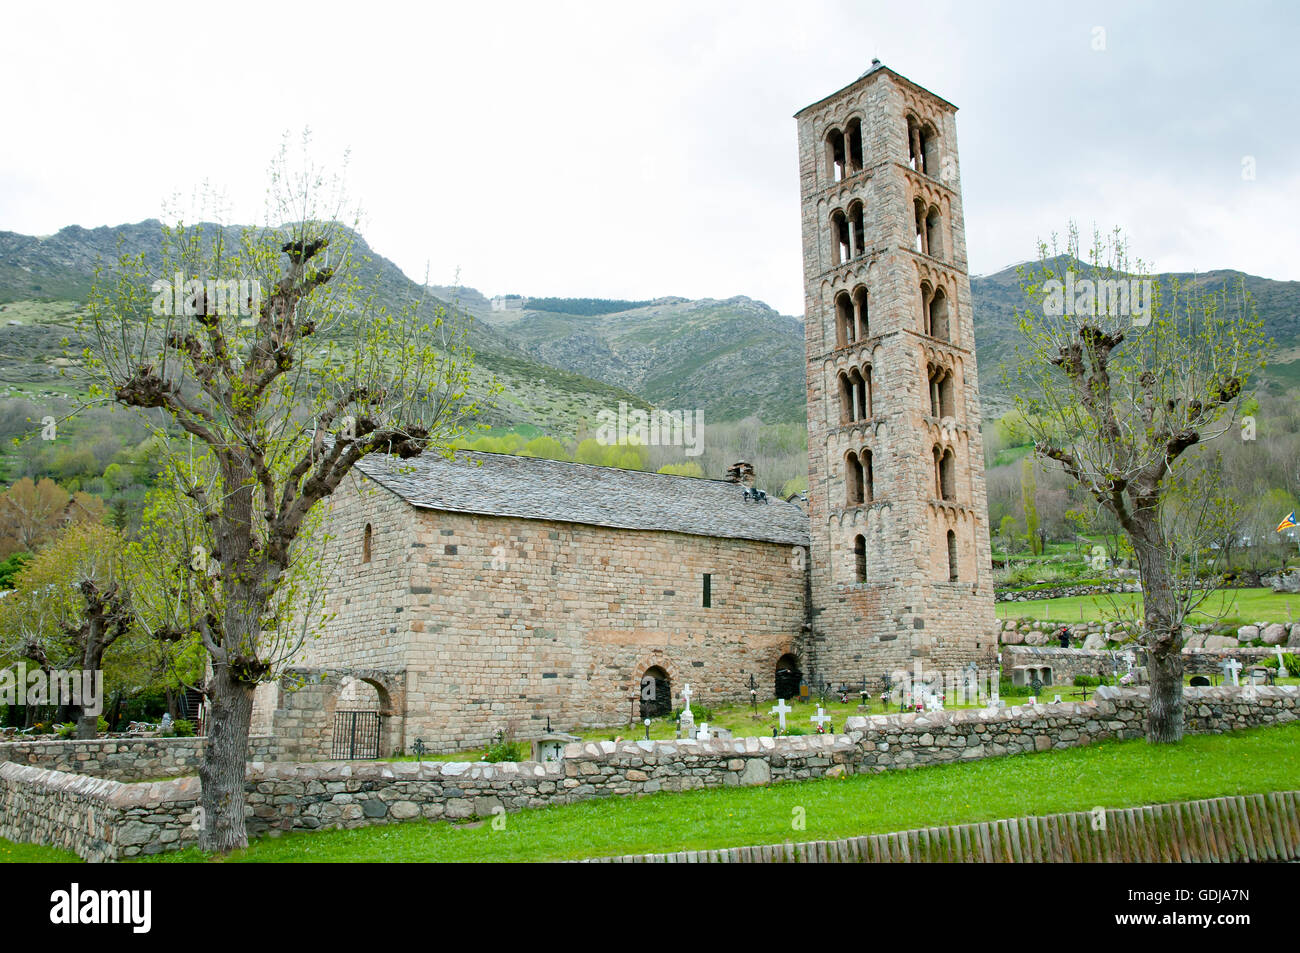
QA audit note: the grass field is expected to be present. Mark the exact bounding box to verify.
[386,694,988,762]
[996,587,1300,627]
[121,720,1300,863]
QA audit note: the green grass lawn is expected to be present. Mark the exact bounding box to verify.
[997,587,1300,627]
[114,720,1300,864]
[0,840,80,863]
[386,695,989,762]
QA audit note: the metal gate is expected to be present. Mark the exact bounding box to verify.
[331,710,381,760]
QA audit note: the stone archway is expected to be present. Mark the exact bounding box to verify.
[272,667,406,761]
[775,653,802,700]
[632,652,683,718]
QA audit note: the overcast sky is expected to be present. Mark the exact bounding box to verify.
[1,1,1295,315]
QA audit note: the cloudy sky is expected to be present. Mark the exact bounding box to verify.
[1,1,1294,315]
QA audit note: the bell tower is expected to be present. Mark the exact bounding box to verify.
[794,62,996,683]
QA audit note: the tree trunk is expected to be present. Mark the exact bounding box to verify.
[1132,526,1184,743]
[197,663,256,852]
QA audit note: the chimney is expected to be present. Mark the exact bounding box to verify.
[725,461,756,487]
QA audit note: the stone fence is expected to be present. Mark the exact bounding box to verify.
[1,686,1294,861]
[0,735,280,782]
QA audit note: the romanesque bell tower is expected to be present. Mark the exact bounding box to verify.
[794,62,997,684]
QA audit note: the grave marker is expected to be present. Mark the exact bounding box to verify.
[770,698,792,731]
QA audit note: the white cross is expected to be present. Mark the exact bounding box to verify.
[770,698,792,730]
[681,683,693,711]
[697,722,710,740]
[1225,658,1242,686]
[810,707,832,731]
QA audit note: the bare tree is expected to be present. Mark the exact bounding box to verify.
[81,148,491,850]
[1009,225,1266,742]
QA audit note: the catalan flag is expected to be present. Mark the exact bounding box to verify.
[1278,511,1298,533]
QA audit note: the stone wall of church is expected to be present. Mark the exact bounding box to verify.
[398,509,808,752]
[294,473,417,673]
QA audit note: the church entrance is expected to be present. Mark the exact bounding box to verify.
[640,666,671,718]
[775,654,801,700]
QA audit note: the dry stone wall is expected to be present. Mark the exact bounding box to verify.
[0,735,279,781]
[5,686,1294,861]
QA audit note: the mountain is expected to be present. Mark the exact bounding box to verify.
[0,222,652,437]
[968,262,1300,416]
[2,221,1296,437]
[479,295,807,424]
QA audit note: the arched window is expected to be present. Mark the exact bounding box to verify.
[826,128,846,182]
[830,210,850,266]
[838,372,853,424]
[845,118,864,174]
[852,286,869,339]
[362,523,372,563]
[854,534,867,583]
[930,287,950,342]
[914,198,928,254]
[848,366,869,421]
[929,366,955,419]
[907,115,941,177]
[922,124,942,179]
[846,451,865,505]
[862,448,874,502]
[947,530,959,582]
[926,206,944,260]
[919,280,933,335]
[935,447,956,501]
[835,291,854,346]
[848,200,865,258]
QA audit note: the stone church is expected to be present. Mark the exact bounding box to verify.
[261,63,998,755]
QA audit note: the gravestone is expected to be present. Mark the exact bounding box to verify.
[1224,658,1243,687]
[809,706,832,733]
[770,698,792,732]
[678,683,696,738]
[1276,646,1290,679]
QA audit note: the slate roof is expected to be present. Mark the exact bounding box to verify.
[355,450,810,547]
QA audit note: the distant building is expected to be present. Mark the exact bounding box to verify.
[490,294,526,312]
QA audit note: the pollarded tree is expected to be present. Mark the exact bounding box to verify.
[0,522,139,737]
[1009,225,1266,743]
[81,149,491,850]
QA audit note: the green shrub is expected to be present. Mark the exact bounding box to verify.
[483,732,525,762]
[55,723,76,739]
[1262,653,1298,673]
[998,680,1033,698]
[172,719,195,738]
[1073,675,1100,687]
